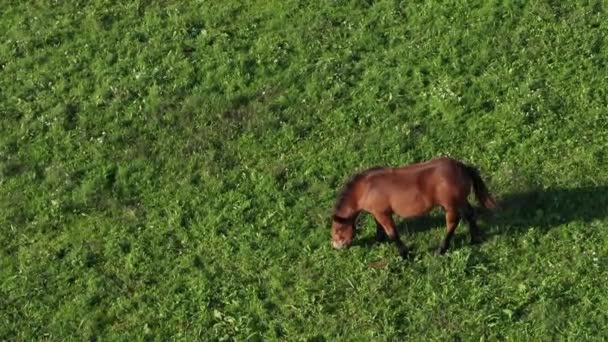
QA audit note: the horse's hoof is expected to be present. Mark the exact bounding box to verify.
[436,247,447,255]
[470,234,484,245]
[398,246,411,260]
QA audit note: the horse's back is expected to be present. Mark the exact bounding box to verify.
[360,157,471,216]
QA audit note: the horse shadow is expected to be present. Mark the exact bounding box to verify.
[356,185,608,249]
[484,185,608,236]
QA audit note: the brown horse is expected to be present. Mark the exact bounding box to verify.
[330,157,497,258]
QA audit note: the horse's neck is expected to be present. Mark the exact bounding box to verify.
[335,202,359,219]
[335,175,367,219]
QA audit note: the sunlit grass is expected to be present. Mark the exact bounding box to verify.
[1,0,607,340]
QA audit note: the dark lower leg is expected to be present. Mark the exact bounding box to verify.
[469,222,483,244]
[438,209,460,254]
[375,213,409,259]
[375,220,388,242]
[463,203,483,244]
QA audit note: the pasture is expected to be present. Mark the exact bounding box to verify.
[1,0,607,340]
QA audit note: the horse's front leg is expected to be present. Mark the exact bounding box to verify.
[374,219,389,243]
[374,212,410,259]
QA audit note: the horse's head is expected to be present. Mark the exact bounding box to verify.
[331,215,356,249]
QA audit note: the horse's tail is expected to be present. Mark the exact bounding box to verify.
[460,162,497,209]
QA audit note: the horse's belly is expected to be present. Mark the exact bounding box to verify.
[392,193,434,218]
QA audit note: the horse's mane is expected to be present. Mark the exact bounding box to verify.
[333,166,387,214]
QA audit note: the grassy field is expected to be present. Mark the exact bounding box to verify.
[2,0,608,340]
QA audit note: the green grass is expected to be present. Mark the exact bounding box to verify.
[2,0,608,340]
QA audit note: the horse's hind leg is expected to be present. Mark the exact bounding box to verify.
[437,208,460,255]
[462,202,483,244]
[374,212,409,259]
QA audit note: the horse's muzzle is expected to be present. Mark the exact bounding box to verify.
[331,240,350,249]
